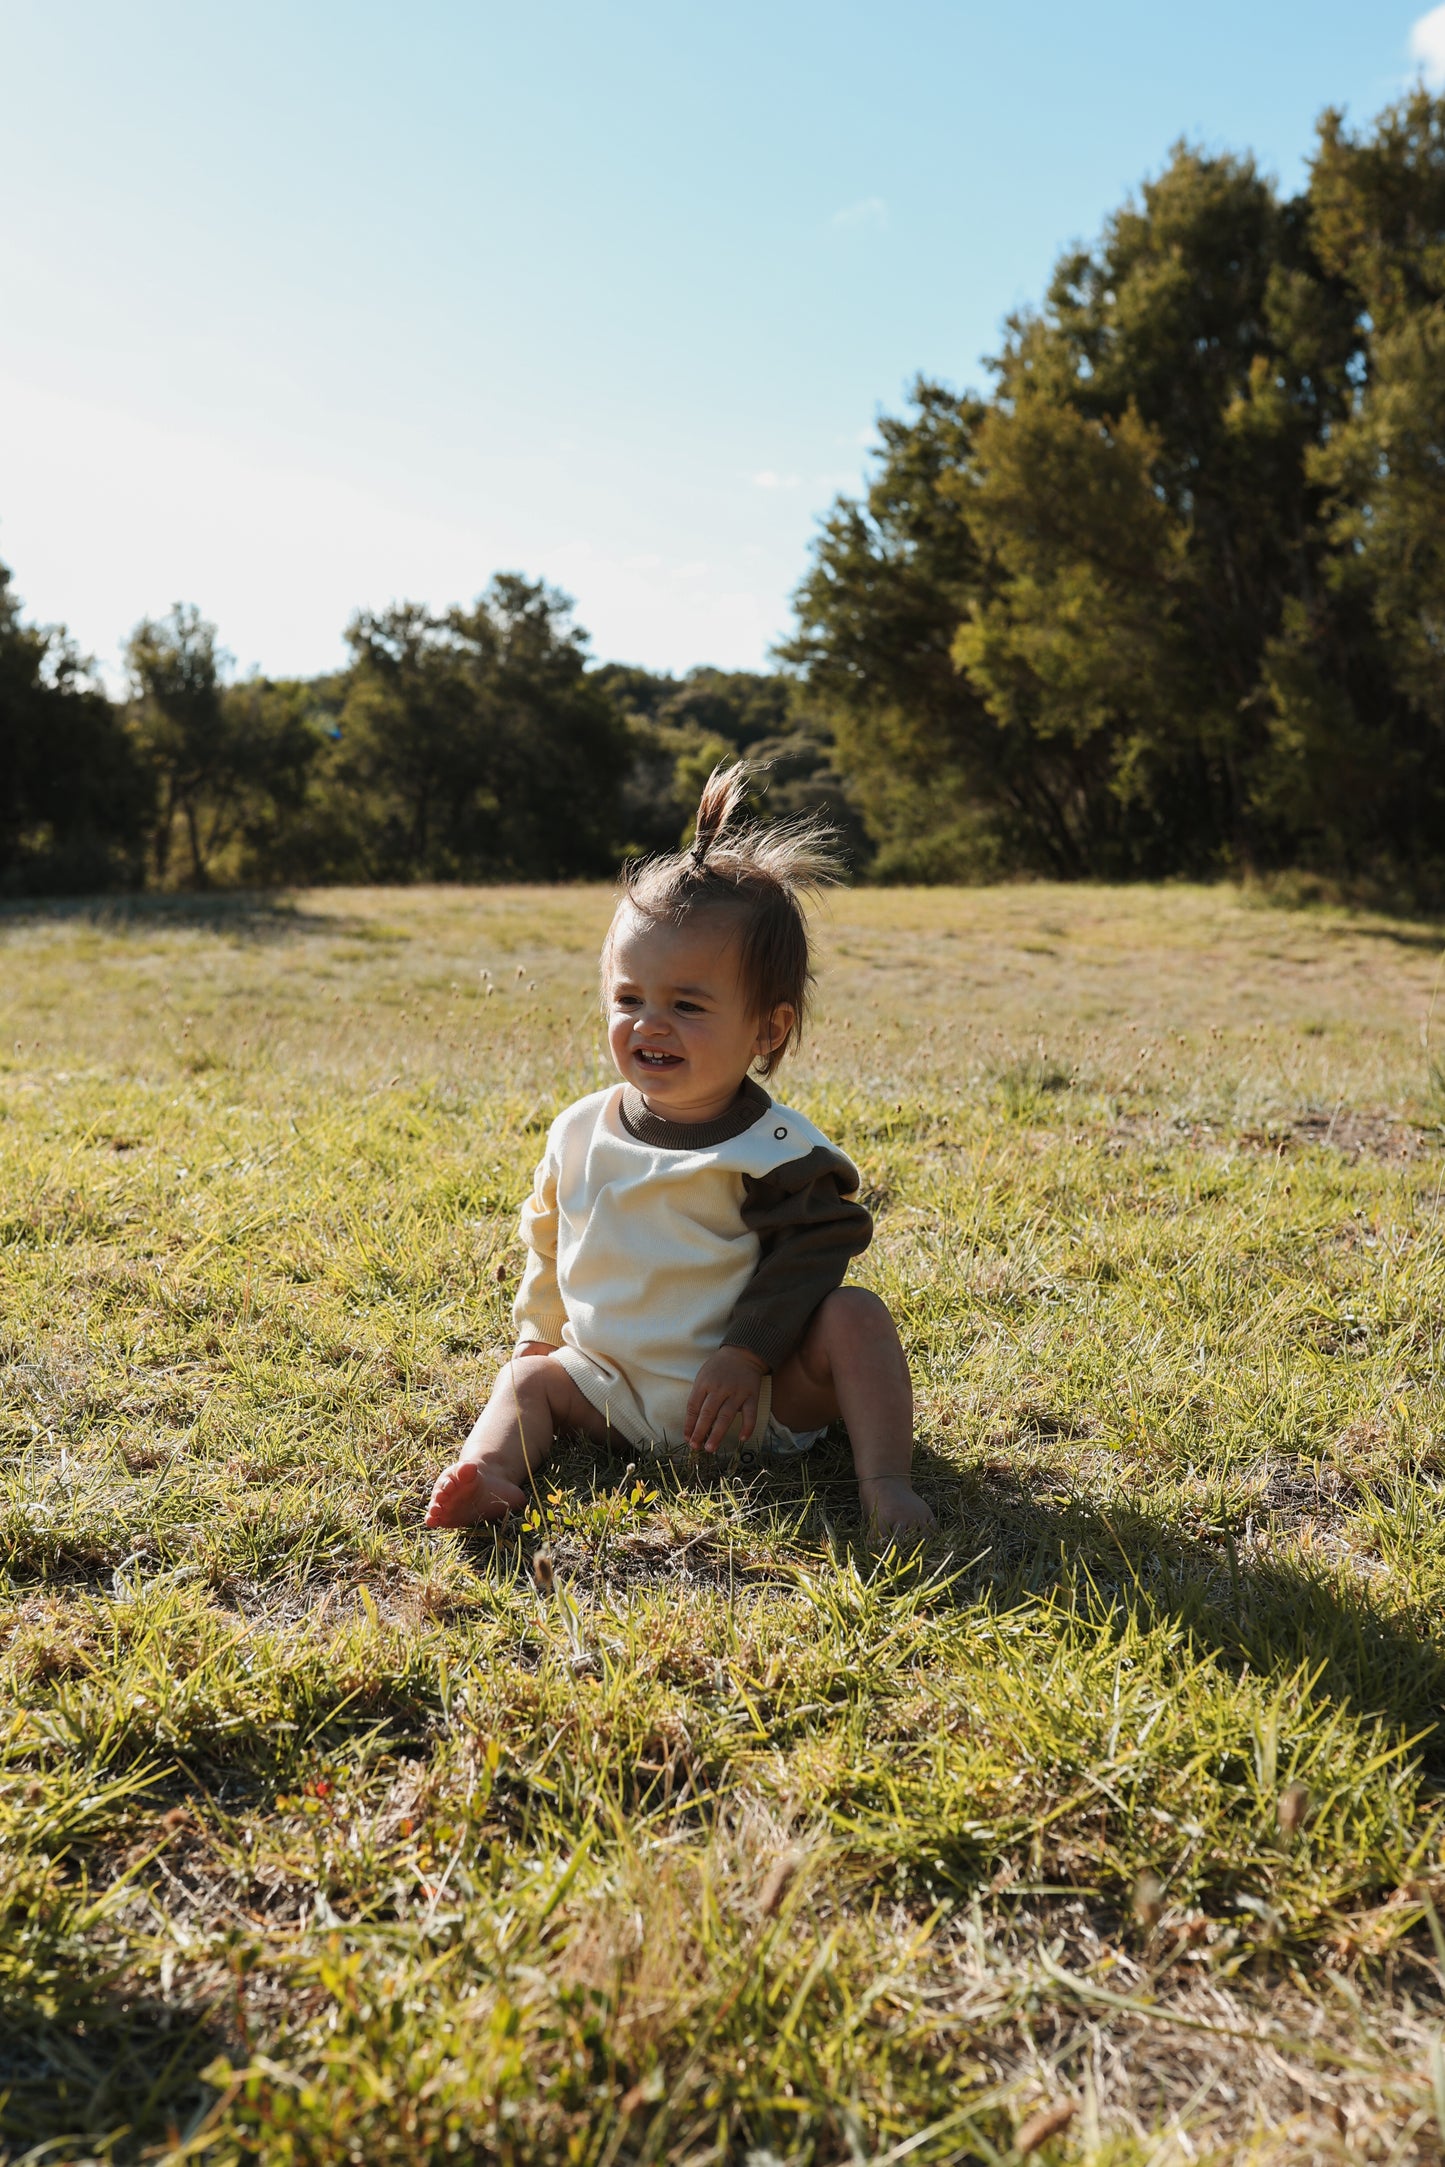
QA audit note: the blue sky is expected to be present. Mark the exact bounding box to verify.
[2,0,1441,685]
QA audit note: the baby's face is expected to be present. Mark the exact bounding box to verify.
[604,907,790,1125]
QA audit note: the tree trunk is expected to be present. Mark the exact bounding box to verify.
[153,779,175,884]
[184,796,209,888]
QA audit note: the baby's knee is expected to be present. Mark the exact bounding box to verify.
[811,1284,898,1349]
[491,1351,566,1411]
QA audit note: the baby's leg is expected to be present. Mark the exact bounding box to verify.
[425,1354,612,1528]
[770,1287,935,1536]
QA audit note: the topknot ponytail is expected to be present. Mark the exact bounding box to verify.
[605,759,842,1076]
[689,762,753,868]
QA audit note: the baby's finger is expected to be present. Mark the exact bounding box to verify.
[687,1389,724,1450]
[695,1392,737,1455]
[736,1392,758,1442]
[703,1393,747,1455]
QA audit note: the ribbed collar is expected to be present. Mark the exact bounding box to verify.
[619,1075,771,1150]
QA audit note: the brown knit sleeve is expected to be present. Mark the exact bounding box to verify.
[722,1147,873,1372]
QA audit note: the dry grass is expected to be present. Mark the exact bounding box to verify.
[4,880,1445,2164]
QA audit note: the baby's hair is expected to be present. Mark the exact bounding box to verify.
[606,762,842,1075]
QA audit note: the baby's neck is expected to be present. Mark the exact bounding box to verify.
[634,1076,753,1126]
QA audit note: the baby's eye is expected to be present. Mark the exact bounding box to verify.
[675,1000,704,1015]
[614,993,642,1009]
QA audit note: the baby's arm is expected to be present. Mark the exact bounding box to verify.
[685,1145,871,1456]
[723,1147,873,1374]
[698,1148,933,1532]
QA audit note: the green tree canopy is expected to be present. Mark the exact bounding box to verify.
[0,562,148,894]
[336,575,628,880]
[594,662,852,859]
[788,92,1445,891]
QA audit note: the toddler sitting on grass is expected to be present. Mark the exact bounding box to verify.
[425,764,935,1538]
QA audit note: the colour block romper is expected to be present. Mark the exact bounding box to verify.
[511,1077,872,1467]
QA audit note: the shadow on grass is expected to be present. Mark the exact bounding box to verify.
[0,1986,232,2163]
[528,1435,1445,1769]
[1248,878,1445,940]
[1322,920,1445,953]
[0,890,370,941]
[902,1443,1445,1768]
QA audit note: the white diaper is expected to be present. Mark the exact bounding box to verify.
[628,1414,826,1474]
[563,1353,825,1472]
[733,1418,827,1473]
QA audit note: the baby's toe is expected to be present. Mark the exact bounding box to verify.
[425,1462,499,1529]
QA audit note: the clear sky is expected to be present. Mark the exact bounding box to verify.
[2,0,1441,687]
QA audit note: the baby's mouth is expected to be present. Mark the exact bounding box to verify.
[634,1049,683,1070]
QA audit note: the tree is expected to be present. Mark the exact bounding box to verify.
[593,662,852,859]
[1237,92,1445,882]
[1309,95,1445,730]
[127,606,330,886]
[0,559,149,894]
[220,677,336,883]
[979,144,1361,871]
[336,576,628,880]
[126,605,232,885]
[950,394,1193,874]
[787,108,1445,887]
[782,384,1006,879]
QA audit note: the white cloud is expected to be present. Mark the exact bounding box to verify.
[546,538,779,665]
[751,469,801,490]
[830,196,888,234]
[1410,4,1445,86]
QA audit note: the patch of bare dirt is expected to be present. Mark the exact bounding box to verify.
[1238,1111,1436,1160]
[932,1893,1445,2165]
[1104,1110,1439,1161]
[1244,1454,1359,1525]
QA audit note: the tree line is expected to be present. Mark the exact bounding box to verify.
[3,88,1443,896]
[0,573,844,892]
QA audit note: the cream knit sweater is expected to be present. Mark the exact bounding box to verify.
[512,1077,871,1450]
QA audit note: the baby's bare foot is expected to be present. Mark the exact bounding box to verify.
[425,1460,528,1528]
[859,1476,936,1540]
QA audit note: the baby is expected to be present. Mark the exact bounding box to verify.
[425,764,935,1538]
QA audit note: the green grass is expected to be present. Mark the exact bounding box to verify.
[4,881,1445,2163]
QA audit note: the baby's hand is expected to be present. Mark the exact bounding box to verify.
[685,1346,769,1456]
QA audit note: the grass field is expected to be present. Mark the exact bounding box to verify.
[5,879,1445,2164]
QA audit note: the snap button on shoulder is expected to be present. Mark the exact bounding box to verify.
[774,1126,787,1139]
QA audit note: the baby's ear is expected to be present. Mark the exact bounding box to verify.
[759,1003,796,1054]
